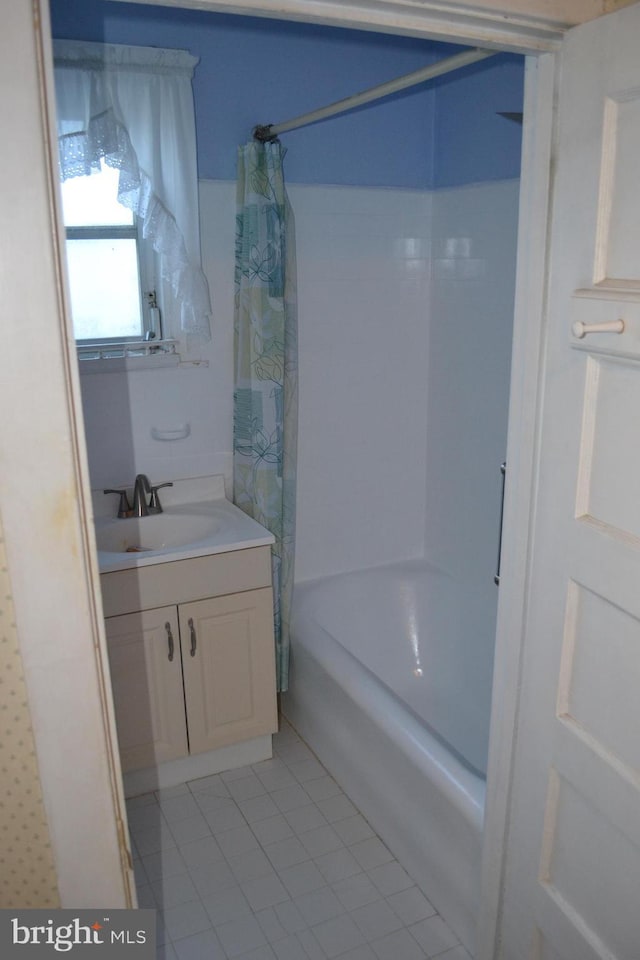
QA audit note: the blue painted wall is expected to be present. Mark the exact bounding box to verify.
[49,0,523,188]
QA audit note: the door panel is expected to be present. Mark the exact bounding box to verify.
[105,607,188,771]
[499,4,640,958]
[179,589,278,755]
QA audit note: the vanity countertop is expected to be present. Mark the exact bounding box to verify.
[94,475,274,574]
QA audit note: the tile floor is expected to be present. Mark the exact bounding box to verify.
[128,719,472,960]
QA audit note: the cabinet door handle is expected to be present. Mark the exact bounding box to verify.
[188,617,197,657]
[165,621,174,662]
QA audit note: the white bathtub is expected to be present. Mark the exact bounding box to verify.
[282,558,493,954]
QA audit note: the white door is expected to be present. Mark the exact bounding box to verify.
[498,4,640,958]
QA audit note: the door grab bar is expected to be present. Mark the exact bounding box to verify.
[572,318,624,339]
[495,462,506,586]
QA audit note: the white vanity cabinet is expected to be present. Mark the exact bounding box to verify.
[100,545,278,784]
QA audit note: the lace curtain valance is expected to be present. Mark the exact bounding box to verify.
[53,39,211,343]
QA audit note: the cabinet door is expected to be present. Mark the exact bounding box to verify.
[179,588,278,755]
[105,607,188,772]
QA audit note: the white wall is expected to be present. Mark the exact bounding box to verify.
[290,184,431,582]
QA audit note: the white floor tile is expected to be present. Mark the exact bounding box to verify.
[283,804,327,835]
[204,802,248,835]
[156,783,190,800]
[236,945,277,960]
[275,742,315,766]
[188,859,236,897]
[133,721,465,960]
[239,793,280,823]
[312,913,366,958]
[313,848,361,885]
[386,887,437,925]
[338,947,378,960]
[158,794,202,824]
[278,860,326,897]
[265,835,310,871]
[271,901,308,936]
[294,886,344,926]
[438,947,472,960]
[255,906,288,943]
[370,929,425,960]
[151,872,199,910]
[241,872,290,911]
[167,812,212,846]
[315,794,358,824]
[178,835,224,869]
[409,915,459,955]
[195,791,239,816]
[217,824,261,858]
[162,900,212,942]
[228,848,274,883]
[295,928,327,960]
[350,900,404,941]
[287,758,326,783]
[156,943,178,960]
[252,815,295,847]
[142,847,186,882]
[135,883,156,909]
[227,773,268,802]
[299,825,344,859]
[367,862,413,897]
[172,927,226,960]
[216,914,268,957]
[134,824,177,858]
[270,934,310,960]
[271,784,312,814]
[332,816,375,847]
[254,764,298,793]
[127,791,157,809]
[188,773,231,798]
[303,777,342,803]
[222,766,260,783]
[330,874,381,912]
[201,885,253,926]
[350,838,394,872]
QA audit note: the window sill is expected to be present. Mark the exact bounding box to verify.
[77,338,180,374]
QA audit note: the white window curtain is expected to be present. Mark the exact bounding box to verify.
[53,39,212,343]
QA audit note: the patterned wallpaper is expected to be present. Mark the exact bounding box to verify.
[0,516,59,907]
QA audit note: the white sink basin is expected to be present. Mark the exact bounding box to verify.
[95,512,219,554]
[94,493,275,574]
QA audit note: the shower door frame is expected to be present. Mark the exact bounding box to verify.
[4,0,558,953]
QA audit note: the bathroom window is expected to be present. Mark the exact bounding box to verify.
[54,40,212,361]
[61,160,161,349]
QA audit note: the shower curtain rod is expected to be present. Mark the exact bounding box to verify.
[253,47,495,142]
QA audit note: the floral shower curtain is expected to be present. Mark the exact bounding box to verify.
[233,140,298,693]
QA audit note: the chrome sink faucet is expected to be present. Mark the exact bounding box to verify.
[132,474,151,517]
[104,475,174,517]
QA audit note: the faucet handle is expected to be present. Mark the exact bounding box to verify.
[104,488,132,518]
[149,482,173,514]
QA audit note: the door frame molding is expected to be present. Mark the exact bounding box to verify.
[476,50,557,959]
[111,0,569,52]
[10,0,559,944]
